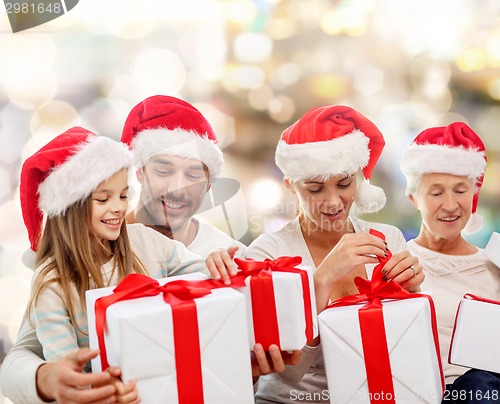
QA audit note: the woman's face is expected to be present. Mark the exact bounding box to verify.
[410,172,474,240]
[290,173,357,234]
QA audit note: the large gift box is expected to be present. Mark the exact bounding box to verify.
[86,273,254,404]
[318,229,444,404]
[233,256,318,351]
[449,294,500,373]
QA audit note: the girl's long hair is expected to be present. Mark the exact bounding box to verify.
[27,196,147,331]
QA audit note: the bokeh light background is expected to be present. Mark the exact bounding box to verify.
[2,0,500,400]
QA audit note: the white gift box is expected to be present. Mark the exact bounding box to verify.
[86,273,254,404]
[318,297,443,404]
[237,264,318,351]
[484,232,500,268]
[449,295,500,373]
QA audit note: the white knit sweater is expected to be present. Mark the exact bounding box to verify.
[408,239,500,384]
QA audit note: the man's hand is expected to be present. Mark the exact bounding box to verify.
[36,348,117,403]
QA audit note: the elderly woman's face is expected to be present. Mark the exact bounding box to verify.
[410,173,474,239]
[290,173,357,233]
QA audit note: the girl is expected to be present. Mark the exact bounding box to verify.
[20,127,236,403]
[246,105,424,403]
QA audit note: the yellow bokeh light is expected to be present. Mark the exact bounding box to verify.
[456,48,489,72]
[224,0,257,25]
[487,79,500,101]
[310,75,349,99]
[30,100,79,134]
[267,17,297,40]
[321,6,367,36]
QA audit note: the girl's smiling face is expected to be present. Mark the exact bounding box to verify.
[90,168,129,244]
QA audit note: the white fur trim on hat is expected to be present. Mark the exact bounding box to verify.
[131,128,224,178]
[463,212,484,235]
[401,144,486,180]
[275,130,370,182]
[38,137,133,216]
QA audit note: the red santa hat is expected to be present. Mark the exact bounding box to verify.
[275,105,386,213]
[20,126,133,251]
[121,95,224,179]
[401,122,487,234]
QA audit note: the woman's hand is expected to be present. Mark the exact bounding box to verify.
[381,250,424,293]
[251,343,302,383]
[205,246,239,285]
[314,233,388,312]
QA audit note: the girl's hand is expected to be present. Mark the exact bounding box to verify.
[104,368,140,404]
[113,379,140,404]
[205,246,239,285]
[380,250,424,293]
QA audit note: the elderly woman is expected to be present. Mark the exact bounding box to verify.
[401,122,500,403]
[247,104,424,403]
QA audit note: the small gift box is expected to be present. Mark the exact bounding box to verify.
[232,256,318,351]
[318,229,444,404]
[86,273,254,404]
[449,294,500,373]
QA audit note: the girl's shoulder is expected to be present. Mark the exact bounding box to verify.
[127,223,169,244]
[33,258,55,278]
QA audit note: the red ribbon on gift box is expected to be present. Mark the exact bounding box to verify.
[94,274,218,404]
[462,293,500,305]
[233,256,314,350]
[325,229,444,404]
[449,293,500,363]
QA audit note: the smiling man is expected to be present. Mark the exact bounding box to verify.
[121,95,247,257]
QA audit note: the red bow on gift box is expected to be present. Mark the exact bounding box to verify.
[325,229,444,404]
[232,256,315,350]
[93,274,217,404]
